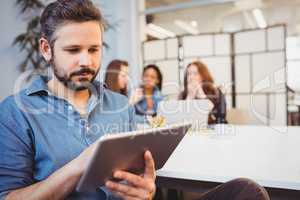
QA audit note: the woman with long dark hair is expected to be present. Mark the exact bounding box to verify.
[104,59,129,96]
[134,64,164,117]
[179,61,227,124]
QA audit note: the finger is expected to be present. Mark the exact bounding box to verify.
[113,171,148,188]
[144,151,156,180]
[106,181,148,198]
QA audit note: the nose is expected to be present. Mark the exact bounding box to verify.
[79,51,92,66]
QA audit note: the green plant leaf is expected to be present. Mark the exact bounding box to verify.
[12,33,27,46]
[27,16,40,30]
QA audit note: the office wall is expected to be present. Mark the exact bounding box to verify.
[0,1,26,101]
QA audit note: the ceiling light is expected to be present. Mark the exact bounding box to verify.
[190,20,198,27]
[174,20,199,35]
[145,28,167,39]
[147,23,176,38]
[242,11,256,29]
[252,8,267,28]
[235,0,263,11]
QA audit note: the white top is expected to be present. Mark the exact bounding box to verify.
[157,125,300,190]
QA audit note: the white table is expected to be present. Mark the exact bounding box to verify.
[156,125,300,198]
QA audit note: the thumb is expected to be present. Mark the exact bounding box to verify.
[144,151,156,180]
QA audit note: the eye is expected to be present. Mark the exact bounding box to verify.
[88,48,99,53]
[66,48,80,54]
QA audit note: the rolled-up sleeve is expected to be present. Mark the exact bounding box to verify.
[0,98,34,200]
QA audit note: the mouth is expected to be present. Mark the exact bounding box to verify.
[72,73,93,82]
[78,72,91,76]
[73,72,94,78]
[70,68,96,81]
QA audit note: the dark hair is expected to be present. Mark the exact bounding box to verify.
[143,64,163,91]
[40,0,104,46]
[104,59,129,96]
[179,61,217,101]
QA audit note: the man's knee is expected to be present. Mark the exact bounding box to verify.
[228,178,270,200]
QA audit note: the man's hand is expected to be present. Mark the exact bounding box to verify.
[105,151,156,200]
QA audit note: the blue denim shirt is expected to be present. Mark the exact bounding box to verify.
[0,76,136,200]
[134,88,163,117]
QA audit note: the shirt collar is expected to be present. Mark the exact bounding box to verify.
[25,76,50,96]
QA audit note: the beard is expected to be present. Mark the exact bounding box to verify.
[51,61,100,91]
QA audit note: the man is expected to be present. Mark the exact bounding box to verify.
[0,0,155,199]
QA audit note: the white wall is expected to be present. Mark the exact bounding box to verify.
[0,1,26,101]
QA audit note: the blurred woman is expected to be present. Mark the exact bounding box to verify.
[133,64,164,117]
[179,61,227,124]
[104,59,129,96]
[105,61,163,116]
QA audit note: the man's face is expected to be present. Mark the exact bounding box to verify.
[50,21,102,90]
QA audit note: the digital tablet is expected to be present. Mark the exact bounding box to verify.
[76,122,191,192]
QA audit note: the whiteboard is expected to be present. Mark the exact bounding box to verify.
[214,34,231,55]
[267,26,285,51]
[143,40,165,61]
[182,35,214,57]
[235,55,251,93]
[156,60,180,95]
[234,29,266,54]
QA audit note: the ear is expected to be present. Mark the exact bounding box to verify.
[39,38,52,62]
